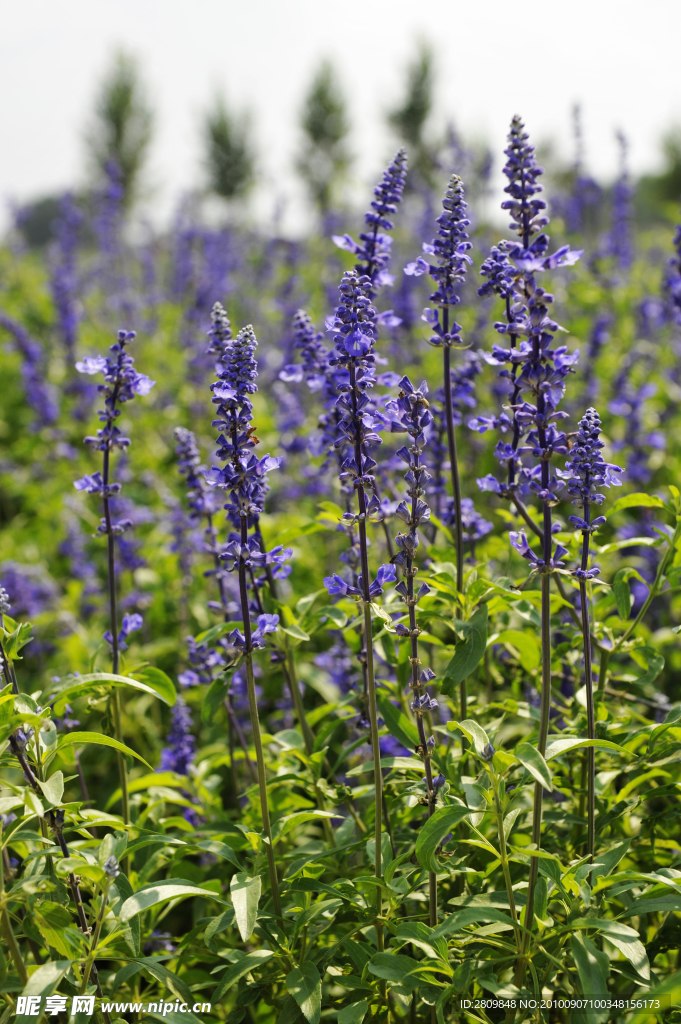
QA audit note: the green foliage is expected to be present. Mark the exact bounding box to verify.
[297,61,351,214]
[203,97,255,201]
[87,50,153,206]
[1,177,681,1024]
[387,43,438,187]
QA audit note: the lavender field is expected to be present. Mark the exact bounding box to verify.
[1,96,681,1024]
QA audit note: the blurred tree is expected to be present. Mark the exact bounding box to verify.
[203,98,255,202]
[637,128,681,223]
[13,196,63,248]
[87,51,153,207]
[387,43,439,188]
[296,61,351,216]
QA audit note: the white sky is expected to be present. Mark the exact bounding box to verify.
[1,0,680,230]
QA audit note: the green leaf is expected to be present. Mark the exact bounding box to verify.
[49,672,175,711]
[346,756,425,777]
[120,882,229,920]
[0,796,24,815]
[286,962,322,1024]
[193,839,241,869]
[495,629,540,671]
[613,569,635,618]
[315,605,348,628]
[377,695,420,750]
[649,704,681,752]
[134,666,177,706]
[281,622,309,644]
[194,622,240,644]
[202,672,232,724]
[292,899,342,936]
[571,918,649,980]
[620,894,681,917]
[415,804,470,874]
[610,493,665,514]
[130,956,194,1006]
[3,621,34,660]
[204,908,235,945]
[570,933,610,1024]
[630,645,665,687]
[544,737,633,761]
[367,952,419,988]
[36,771,64,807]
[367,952,441,990]
[625,972,681,1024]
[433,907,516,939]
[15,960,72,1023]
[56,732,152,769]
[230,873,261,942]
[271,810,337,841]
[441,606,487,695]
[338,1001,368,1024]
[110,872,140,956]
[513,742,552,791]
[6,830,54,847]
[453,719,491,758]
[317,500,345,520]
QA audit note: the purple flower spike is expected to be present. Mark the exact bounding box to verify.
[333,149,407,297]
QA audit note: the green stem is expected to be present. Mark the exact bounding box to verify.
[516,562,552,984]
[0,823,28,985]
[285,647,315,754]
[102,440,130,833]
[578,521,596,862]
[492,778,521,954]
[80,890,109,994]
[612,522,681,653]
[243,647,282,919]
[363,601,384,952]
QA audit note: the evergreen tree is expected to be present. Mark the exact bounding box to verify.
[297,61,351,215]
[388,44,438,189]
[87,51,153,207]
[203,97,255,201]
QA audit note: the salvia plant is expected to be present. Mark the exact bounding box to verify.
[0,112,680,1024]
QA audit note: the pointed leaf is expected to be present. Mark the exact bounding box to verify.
[570,934,610,1024]
[49,671,176,711]
[346,756,425,777]
[338,1001,368,1024]
[453,719,491,758]
[571,918,649,980]
[281,622,310,644]
[415,804,470,874]
[544,737,633,761]
[433,907,515,939]
[495,629,540,671]
[134,666,177,706]
[613,569,634,619]
[212,949,275,1000]
[36,771,64,807]
[230,873,261,942]
[194,839,241,869]
[120,883,229,920]
[513,742,552,791]
[441,606,487,695]
[56,732,152,769]
[377,695,420,749]
[619,893,681,917]
[16,960,72,1023]
[367,953,438,990]
[610,493,665,513]
[271,810,337,841]
[286,962,322,1024]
